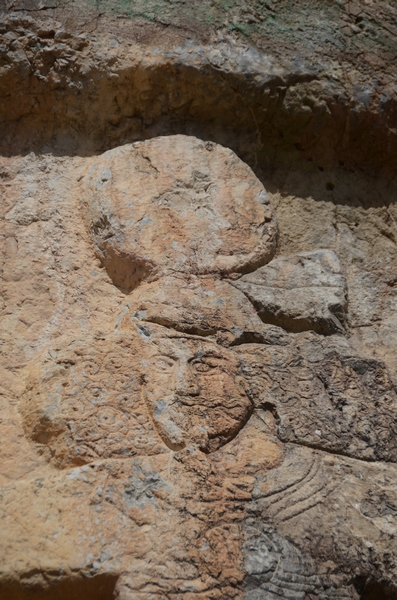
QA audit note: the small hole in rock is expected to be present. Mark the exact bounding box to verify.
[326,182,335,191]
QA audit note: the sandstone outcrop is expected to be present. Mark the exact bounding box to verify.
[233,250,347,335]
[118,274,287,346]
[81,136,277,290]
[1,4,397,598]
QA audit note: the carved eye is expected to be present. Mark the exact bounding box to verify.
[152,356,176,372]
[194,362,211,373]
[192,358,222,373]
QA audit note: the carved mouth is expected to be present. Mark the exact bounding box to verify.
[175,395,201,406]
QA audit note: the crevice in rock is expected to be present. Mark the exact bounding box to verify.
[260,401,281,427]
[141,315,218,338]
[233,287,345,336]
[254,304,345,336]
[100,246,158,294]
[285,438,395,466]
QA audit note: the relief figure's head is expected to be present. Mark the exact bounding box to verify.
[141,334,253,453]
[81,135,277,292]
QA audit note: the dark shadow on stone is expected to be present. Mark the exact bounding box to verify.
[100,244,157,294]
[1,15,397,189]
[249,304,345,336]
[360,581,397,600]
[0,572,119,600]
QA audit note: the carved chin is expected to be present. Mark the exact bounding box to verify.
[142,376,252,453]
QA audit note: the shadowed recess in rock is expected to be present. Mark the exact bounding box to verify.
[0,573,119,600]
[359,581,397,600]
[2,14,397,180]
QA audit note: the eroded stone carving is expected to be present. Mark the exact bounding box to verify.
[237,333,397,462]
[10,135,397,598]
[117,274,280,345]
[139,330,253,453]
[20,324,254,463]
[242,519,321,599]
[81,135,277,291]
[233,249,347,335]
[20,330,167,468]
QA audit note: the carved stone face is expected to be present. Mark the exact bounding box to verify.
[141,336,253,452]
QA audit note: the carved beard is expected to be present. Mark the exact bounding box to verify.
[142,375,252,453]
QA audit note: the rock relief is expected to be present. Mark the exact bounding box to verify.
[81,136,277,290]
[9,135,397,599]
[21,136,397,466]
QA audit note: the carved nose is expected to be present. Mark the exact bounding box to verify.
[175,366,200,396]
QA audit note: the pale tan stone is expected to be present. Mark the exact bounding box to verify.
[233,249,347,335]
[118,274,288,346]
[20,323,255,462]
[20,329,168,468]
[2,123,397,599]
[81,136,277,290]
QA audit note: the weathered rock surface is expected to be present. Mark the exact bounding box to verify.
[1,2,397,597]
[0,417,283,600]
[81,136,277,290]
[233,250,347,334]
[237,333,397,462]
[21,322,255,460]
[118,274,288,346]
[250,445,397,598]
[1,4,397,176]
[20,329,167,468]
[1,133,396,598]
[2,419,397,599]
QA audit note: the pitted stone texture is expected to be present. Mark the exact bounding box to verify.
[237,332,397,463]
[0,455,187,600]
[0,422,282,600]
[81,136,277,290]
[118,274,289,346]
[20,323,254,463]
[20,330,168,468]
[2,14,397,598]
[2,421,397,599]
[233,250,346,335]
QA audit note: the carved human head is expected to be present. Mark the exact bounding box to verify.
[140,330,253,452]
